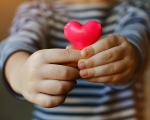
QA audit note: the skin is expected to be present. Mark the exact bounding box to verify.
[5,0,139,108]
[78,35,138,84]
[5,49,80,108]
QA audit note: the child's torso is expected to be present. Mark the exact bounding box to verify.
[32,2,137,120]
[45,3,119,48]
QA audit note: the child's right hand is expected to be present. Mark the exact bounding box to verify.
[5,49,80,108]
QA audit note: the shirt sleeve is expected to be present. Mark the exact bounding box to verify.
[109,3,150,90]
[0,1,52,99]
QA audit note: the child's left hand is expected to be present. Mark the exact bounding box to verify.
[78,35,139,84]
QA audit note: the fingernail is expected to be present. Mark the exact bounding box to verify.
[80,70,88,78]
[81,47,93,58]
[81,49,88,58]
[78,61,86,69]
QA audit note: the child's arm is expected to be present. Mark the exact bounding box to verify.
[1,1,80,108]
[5,49,80,108]
[77,5,150,89]
[1,1,49,98]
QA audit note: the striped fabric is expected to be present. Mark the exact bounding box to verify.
[0,1,150,120]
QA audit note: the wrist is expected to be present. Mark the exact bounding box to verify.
[9,66,25,95]
[4,52,30,95]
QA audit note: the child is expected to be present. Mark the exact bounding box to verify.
[0,0,149,120]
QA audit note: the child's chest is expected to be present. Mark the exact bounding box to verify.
[47,7,119,48]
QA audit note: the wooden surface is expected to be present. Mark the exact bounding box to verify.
[0,1,33,120]
[0,0,27,40]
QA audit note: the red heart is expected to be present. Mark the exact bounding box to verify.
[64,20,102,50]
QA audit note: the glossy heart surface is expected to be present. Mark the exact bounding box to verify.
[64,20,102,50]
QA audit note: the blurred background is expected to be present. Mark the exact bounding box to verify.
[0,0,150,120]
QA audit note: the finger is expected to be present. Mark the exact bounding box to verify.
[36,80,76,95]
[64,62,78,68]
[80,60,127,78]
[66,45,76,50]
[35,93,65,108]
[40,64,79,80]
[39,49,80,64]
[87,70,130,84]
[80,35,122,58]
[78,45,125,69]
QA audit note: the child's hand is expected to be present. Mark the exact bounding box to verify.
[9,49,80,108]
[78,35,139,84]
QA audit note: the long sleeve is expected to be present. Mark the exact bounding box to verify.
[111,3,150,89]
[117,4,149,65]
[0,1,51,98]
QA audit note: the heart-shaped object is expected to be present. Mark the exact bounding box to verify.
[64,20,102,50]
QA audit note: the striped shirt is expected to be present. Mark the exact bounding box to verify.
[0,1,150,120]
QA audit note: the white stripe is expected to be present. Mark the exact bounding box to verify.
[49,16,117,32]
[67,4,111,11]
[120,30,142,40]
[70,11,106,18]
[54,15,69,22]
[20,21,45,39]
[49,21,65,30]
[8,35,34,44]
[36,99,135,113]
[105,15,118,23]
[18,30,38,40]
[67,89,133,103]
[34,108,136,120]
[51,30,65,38]
[50,22,117,39]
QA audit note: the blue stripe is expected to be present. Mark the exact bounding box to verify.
[32,114,136,120]
[68,7,113,12]
[121,17,148,29]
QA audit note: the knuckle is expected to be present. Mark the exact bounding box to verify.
[103,41,111,49]
[120,38,130,47]
[104,77,112,83]
[52,97,65,107]
[107,34,114,39]
[110,65,117,74]
[112,73,127,84]
[32,50,43,60]
[124,57,131,67]
[66,82,75,91]
[85,47,95,57]
[58,82,74,94]
[24,92,39,105]
[42,100,53,108]
[62,68,70,79]
[107,35,117,42]
[64,49,72,58]
[23,91,32,102]
[105,52,113,61]
[89,68,96,77]
[57,83,66,94]
[87,59,95,67]
[29,66,39,78]
[112,76,120,83]
[45,96,65,108]
[87,78,96,83]
[37,97,52,108]
[117,35,126,44]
